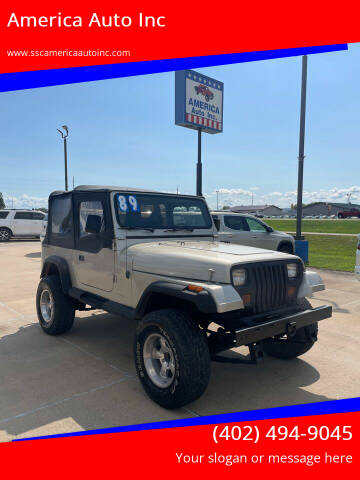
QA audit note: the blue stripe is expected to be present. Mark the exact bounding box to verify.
[13,396,359,442]
[1,44,347,92]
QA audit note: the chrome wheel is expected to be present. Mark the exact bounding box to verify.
[143,333,176,388]
[40,289,54,324]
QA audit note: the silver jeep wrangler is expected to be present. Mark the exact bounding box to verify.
[37,186,332,409]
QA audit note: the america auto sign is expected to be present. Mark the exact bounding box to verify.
[175,69,223,134]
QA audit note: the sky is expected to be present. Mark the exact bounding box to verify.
[1,43,359,209]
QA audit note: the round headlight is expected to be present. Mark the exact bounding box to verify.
[233,268,247,286]
[287,263,298,278]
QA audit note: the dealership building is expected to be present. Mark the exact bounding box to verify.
[302,202,360,216]
[230,205,283,216]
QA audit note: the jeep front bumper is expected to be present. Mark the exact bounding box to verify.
[234,305,332,346]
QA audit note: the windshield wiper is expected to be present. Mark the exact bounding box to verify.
[124,226,155,232]
[164,228,194,232]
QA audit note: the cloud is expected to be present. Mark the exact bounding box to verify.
[206,186,360,208]
[2,193,48,209]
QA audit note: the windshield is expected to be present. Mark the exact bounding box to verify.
[114,193,212,230]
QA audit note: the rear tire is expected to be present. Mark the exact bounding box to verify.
[36,275,75,335]
[134,309,211,409]
[0,227,12,242]
[262,299,318,359]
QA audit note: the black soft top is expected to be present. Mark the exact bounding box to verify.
[49,185,203,199]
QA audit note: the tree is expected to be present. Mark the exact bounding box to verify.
[0,192,5,209]
[222,205,230,210]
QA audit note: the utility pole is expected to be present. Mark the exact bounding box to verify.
[216,190,219,209]
[196,129,202,196]
[295,56,308,240]
[57,125,69,191]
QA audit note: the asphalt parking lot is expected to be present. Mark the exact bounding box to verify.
[0,241,359,442]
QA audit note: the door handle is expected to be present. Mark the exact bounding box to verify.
[251,235,257,238]
[79,255,85,261]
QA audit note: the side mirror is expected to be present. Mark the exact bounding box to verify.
[85,215,102,234]
[266,226,274,233]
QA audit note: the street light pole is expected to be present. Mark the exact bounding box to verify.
[216,190,219,209]
[295,55,308,240]
[57,125,69,191]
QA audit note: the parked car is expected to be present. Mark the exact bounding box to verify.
[355,234,360,281]
[0,209,46,241]
[40,214,48,242]
[338,208,360,219]
[211,211,295,254]
[36,185,331,409]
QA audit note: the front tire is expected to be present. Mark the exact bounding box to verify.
[36,275,75,335]
[278,243,294,254]
[262,299,318,359]
[134,309,211,409]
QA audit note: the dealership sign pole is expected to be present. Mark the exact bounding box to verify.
[175,70,223,196]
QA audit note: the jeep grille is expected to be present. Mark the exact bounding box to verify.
[252,263,289,314]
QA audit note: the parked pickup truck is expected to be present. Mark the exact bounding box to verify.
[37,186,331,409]
[338,208,360,219]
[0,209,46,241]
[211,211,295,254]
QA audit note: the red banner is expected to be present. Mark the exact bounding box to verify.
[0,0,359,74]
[1,409,359,477]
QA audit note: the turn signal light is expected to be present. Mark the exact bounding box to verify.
[186,284,204,293]
[288,286,296,297]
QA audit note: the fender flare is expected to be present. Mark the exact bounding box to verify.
[41,255,72,294]
[135,281,217,318]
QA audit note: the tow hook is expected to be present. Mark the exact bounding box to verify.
[286,321,297,337]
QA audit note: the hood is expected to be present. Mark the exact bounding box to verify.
[129,240,294,283]
[274,230,293,239]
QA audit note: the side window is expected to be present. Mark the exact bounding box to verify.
[246,217,267,232]
[224,216,248,231]
[76,196,112,252]
[33,212,45,220]
[212,215,220,231]
[49,195,74,248]
[0,211,9,219]
[14,211,33,220]
[79,201,105,238]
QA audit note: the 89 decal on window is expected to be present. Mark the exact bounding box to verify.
[117,195,139,212]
